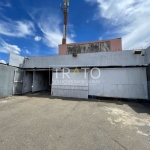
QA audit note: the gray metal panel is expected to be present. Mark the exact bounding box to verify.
[13,69,24,94]
[9,53,24,67]
[51,69,88,99]
[23,50,146,68]
[145,46,150,65]
[22,71,33,93]
[88,68,148,99]
[52,86,88,99]
[0,64,16,98]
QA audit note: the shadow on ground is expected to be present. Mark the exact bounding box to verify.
[24,91,150,115]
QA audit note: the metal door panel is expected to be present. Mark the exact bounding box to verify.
[13,69,24,95]
[22,71,33,93]
[51,69,88,99]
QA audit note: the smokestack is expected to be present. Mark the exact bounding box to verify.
[61,0,69,44]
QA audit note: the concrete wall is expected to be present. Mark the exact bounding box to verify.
[59,38,122,55]
[89,68,148,99]
[58,44,67,55]
[0,64,16,98]
[23,50,146,68]
[9,53,24,68]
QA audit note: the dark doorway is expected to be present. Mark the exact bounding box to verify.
[32,70,52,95]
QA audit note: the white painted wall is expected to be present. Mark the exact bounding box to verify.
[23,50,146,68]
[51,67,148,99]
[9,53,24,67]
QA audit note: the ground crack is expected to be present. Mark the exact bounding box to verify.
[112,138,128,150]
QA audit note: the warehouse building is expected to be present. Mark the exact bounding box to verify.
[0,38,150,100]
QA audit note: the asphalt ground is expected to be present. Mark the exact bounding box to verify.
[0,92,150,150]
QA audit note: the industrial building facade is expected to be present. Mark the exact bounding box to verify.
[0,39,150,100]
[1,0,148,101]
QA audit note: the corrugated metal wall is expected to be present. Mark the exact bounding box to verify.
[0,64,16,98]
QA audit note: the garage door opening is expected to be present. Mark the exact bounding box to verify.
[32,70,52,94]
[22,70,52,95]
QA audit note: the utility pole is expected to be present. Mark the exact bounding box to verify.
[61,0,69,45]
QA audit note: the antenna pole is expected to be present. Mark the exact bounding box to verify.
[61,0,69,45]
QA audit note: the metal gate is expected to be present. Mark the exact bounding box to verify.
[22,71,33,94]
[51,69,88,99]
[13,69,24,95]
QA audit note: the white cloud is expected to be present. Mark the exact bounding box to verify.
[70,34,76,38]
[25,49,31,54]
[0,41,21,55]
[99,37,102,40]
[0,19,35,37]
[0,60,6,64]
[38,17,74,48]
[85,0,150,49]
[0,2,11,8]
[68,24,76,39]
[29,10,74,48]
[34,36,42,41]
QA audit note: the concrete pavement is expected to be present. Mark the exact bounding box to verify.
[0,92,150,150]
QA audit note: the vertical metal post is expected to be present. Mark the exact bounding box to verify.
[61,0,69,45]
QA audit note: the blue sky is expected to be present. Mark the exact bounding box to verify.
[0,0,150,63]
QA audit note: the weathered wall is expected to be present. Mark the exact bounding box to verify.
[59,38,122,55]
[89,67,148,99]
[23,50,146,68]
[13,69,24,94]
[52,70,88,99]
[0,64,16,98]
[67,41,111,54]
[51,67,148,99]
[22,71,33,93]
